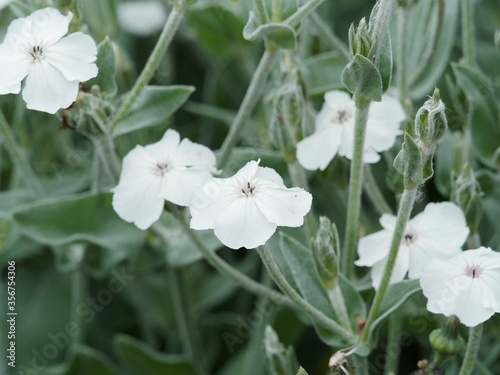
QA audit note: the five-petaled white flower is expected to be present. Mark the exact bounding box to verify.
[189,160,313,250]
[420,247,500,327]
[112,129,218,230]
[296,90,405,170]
[0,7,98,114]
[355,202,470,290]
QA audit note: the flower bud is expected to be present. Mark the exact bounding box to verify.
[415,88,448,147]
[296,367,308,375]
[348,18,373,58]
[311,217,339,289]
[264,326,299,375]
[429,315,466,364]
[451,164,483,234]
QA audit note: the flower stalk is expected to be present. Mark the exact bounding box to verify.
[109,0,188,133]
[361,186,418,343]
[461,0,476,66]
[342,98,371,279]
[459,324,483,375]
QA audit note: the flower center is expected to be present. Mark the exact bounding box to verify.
[154,162,169,177]
[465,264,481,279]
[30,46,44,61]
[241,181,256,196]
[332,107,354,125]
[403,232,414,245]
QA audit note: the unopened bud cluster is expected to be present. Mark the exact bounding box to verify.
[348,18,372,58]
[429,315,465,364]
[311,217,339,289]
[451,164,482,234]
[263,326,299,375]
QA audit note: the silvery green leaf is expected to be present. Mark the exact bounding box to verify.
[341,54,383,102]
[243,11,297,50]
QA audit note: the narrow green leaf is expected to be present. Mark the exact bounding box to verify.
[304,51,346,96]
[368,25,392,93]
[114,334,195,375]
[112,85,195,137]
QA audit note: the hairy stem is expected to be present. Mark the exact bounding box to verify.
[109,0,188,133]
[459,324,483,375]
[342,100,371,279]
[0,111,44,197]
[311,12,350,60]
[361,186,418,343]
[326,285,352,332]
[257,245,355,343]
[254,0,270,23]
[384,310,401,375]
[397,5,409,102]
[284,0,326,27]
[159,204,293,307]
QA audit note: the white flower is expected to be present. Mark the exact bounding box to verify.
[112,129,218,230]
[420,247,500,327]
[117,1,167,36]
[189,160,312,250]
[355,202,470,290]
[296,90,405,170]
[0,7,98,114]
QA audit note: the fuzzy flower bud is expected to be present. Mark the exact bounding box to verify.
[429,315,466,364]
[311,217,339,289]
[348,18,373,58]
[451,164,483,235]
[415,88,448,147]
[264,326,299,375]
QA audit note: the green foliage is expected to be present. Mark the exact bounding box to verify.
[243,11,297,50]
[341,54,383,103]
[114,334,195,375]
[87,37,118,98]
[112,85,195,137]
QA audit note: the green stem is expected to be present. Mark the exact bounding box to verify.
[461,0,476,66]
[397,6,409,102]
[384,310,401,375]
[256,245,355,343]
[283,0,326,28]
[310,12,350,61]
[108,0,188,133]
[459,324,483,375]
[342,100,371,279]
[363,165,394,215]
[92,135,121,185]
[272,0,281,22]
[69,265,87,348]
[158,204,293,307]
[216,49,279,169]
[255,0,270,23]
[0,112,44,197]
[326,285,352,331]
[361,186,418,343]
[167,266,207,375]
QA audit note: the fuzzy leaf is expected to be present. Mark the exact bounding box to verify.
[113,85,195,137]
[243,11,297,50]
[394,132,424,188]
[87,37,117,97]
[341,54,383,102]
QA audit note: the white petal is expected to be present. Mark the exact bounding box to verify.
[254,185,312,227]
[366,95,405,152]
[112,145,165,229]
[174,137,217,173]
[45,32,97,82]
[29,8,72,47]
[296,125,342,170]
[411,202,470,250]
[22,61,78,113]
[323,90,353,108]
[370,246,410,290]
[371,95,406,125]
[254,166,285,187]
[213,196,277,249]
[380,214,397,230]
[233,160,260,181]
[337,121,355,160]
[190,178,234,230]
[407,239,461,279]
[161,168,212,207]
[144,128,180,160]
[0,46,31,94]
[355,229,393,267]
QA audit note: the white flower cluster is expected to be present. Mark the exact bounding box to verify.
[356,202,500,327]
[112,129,312,250]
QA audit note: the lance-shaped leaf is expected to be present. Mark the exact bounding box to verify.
[368,24,392,93]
